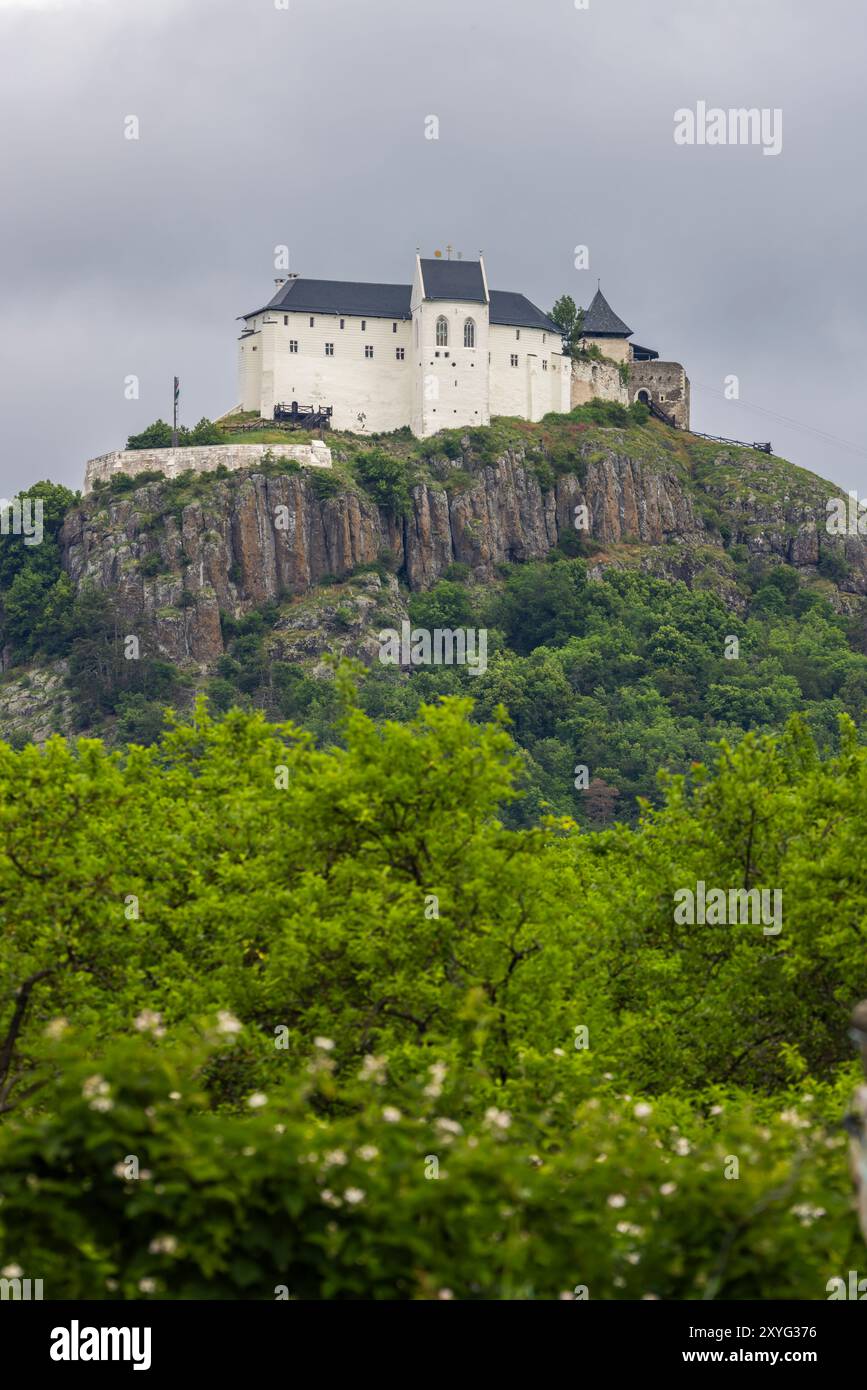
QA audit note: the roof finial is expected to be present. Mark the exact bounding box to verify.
[446,243,453,261]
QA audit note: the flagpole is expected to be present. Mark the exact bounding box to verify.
[172,377,179,447]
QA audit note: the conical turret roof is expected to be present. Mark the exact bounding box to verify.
[582,288,632,338]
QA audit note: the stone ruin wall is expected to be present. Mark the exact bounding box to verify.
[83,441,333,494]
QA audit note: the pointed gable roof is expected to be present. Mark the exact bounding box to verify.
[419,258,487,303]
[582,288,632,338]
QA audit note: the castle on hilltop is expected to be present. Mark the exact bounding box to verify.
[235,256,690,438]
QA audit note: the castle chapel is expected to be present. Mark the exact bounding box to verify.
[236,257,689,438]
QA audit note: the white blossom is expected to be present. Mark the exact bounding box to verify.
[148,1235,178,1254]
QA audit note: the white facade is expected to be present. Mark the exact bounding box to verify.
[237,255,571,439]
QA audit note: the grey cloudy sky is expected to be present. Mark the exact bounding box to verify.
[1,0,865,495]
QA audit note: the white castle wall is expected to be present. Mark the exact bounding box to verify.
[413,294,491,437]
[240,293,571,438]
[84,441,333,493]
[488,324,569,420]
[239,311,414,434]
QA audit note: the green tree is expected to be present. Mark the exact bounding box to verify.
[550,294,585,358]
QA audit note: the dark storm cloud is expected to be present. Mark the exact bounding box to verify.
[1,0,865,493]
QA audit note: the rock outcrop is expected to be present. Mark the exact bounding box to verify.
[58,434,867,666]
[60,445,707,663]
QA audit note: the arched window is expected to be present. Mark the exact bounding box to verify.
[464,318,475,348]
[436,315,449,347]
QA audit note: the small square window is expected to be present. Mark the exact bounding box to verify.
[325,343,334,356]
[511,354,518,367]
[542,359,548,371]
[365,345,374,359]
[289,340,299,353]
[396,347,405,360]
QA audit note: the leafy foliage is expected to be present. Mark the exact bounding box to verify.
[0,697,863,1297]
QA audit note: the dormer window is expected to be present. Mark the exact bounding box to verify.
[435,316,449,347]
[464,318,475,348]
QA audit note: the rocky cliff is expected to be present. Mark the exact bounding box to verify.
[60,442,716,665]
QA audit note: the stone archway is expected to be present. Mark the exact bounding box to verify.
[635,388,652,407]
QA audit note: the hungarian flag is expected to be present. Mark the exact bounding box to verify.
[174,377,180,404]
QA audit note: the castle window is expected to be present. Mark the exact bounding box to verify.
[284,316,288,325]
[464,318,475,348]
[516,330,521,341]
[392,322,398,333]
[396,348,405,360]
[361,320,367,331]
[340,319,345,330]
[325,343,334,356]
[365,345,374,358]
[289,340,299,353]
[435,316,449,347]
[510,354,519,367]
[542,359,548,371]
[309,317,315,328]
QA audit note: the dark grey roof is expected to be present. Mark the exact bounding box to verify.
[419,258,486,303]
[243,272,558,334]
[246,277,412,321]
[631,343,659,361]
[581,288,632,337]
[489,291,559,334]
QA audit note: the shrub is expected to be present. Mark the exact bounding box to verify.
[353,448,411,516]
[818,549,851,584]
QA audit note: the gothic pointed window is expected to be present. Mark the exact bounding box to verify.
[464,318,475,348]
[435,316,449,347]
